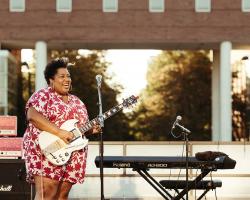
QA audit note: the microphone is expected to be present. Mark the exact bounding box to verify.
[96,74,102,87]
[172,115,182,129]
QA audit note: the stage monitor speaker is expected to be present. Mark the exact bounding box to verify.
[0,159,33,200]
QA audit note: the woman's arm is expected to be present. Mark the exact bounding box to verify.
[27,107,73,143]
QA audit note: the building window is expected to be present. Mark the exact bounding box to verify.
[149,0,164,13]
[9,0,25,12]
[195,0,211,12]
[103,0,118,12]
[242,0,250,12]
[56,0,72,12]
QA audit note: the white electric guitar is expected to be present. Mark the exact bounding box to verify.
[38,95,138,166]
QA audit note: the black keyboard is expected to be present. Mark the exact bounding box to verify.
[95,156,236,170]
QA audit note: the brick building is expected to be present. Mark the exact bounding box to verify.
[1,0,250,141]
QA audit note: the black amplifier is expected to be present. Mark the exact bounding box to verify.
[0,159,33,200]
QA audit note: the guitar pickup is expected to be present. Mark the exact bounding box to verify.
[71,128,81,138]
[70,136,81,143]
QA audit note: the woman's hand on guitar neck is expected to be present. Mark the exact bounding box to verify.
[57,129,74,144]
[92,125,102,134]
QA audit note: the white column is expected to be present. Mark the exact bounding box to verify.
[35,41,47,91]
[220,41,232,141]
[212,50,220,141]
[0,50,9,114]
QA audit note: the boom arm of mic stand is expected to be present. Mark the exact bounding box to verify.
[175,123,191,134]
[97,85,104,127]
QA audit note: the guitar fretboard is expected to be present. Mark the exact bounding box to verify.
[79,103,124,134]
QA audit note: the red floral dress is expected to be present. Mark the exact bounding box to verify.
[22,87,89,184]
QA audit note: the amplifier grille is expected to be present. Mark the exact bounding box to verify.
[0,159,32,200]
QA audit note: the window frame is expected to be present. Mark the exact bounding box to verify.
[242,0,250,12]
[149,0,165,13]
[56,0,72,13]
[195,0,211,13]
[103,0,118,13]
[9,0,25,12]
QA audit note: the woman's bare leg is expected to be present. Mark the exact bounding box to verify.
[56,181,73,200]
[34,175,60,200]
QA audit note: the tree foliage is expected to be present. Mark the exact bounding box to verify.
[232,61,248,141]
[129,50,212,141]
[51,50,135,141]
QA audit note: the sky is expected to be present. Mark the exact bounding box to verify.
[105,50,161,99]
[231,50,250,77]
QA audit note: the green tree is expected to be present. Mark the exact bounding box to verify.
[130,50,212,141]
[51,50,135,141]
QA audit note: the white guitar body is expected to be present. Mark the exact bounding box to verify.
[38,95,138,166]
[38,119,88,166]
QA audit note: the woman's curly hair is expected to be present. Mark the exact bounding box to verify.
[44,57,69,85]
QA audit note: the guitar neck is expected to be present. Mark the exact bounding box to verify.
[79,103,124,134]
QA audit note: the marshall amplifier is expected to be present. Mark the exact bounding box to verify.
[0,159,33,200]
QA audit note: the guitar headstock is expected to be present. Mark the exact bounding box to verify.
[122,95,139,108]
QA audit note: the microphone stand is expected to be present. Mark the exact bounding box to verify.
[184,131,189,200]
[175,123,191,200]
[97,83,105,200]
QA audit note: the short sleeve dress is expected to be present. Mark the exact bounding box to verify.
[22,87,89,184]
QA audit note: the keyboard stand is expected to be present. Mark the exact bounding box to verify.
[134,168,173,199]
[160,179,222,200]
[134,168,220,200]
[173,169,211,200]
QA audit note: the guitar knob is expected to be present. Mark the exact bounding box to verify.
[56,160,59,163]
[62,158,65,161]
[59,154,62,158]
[65,153,69,156]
